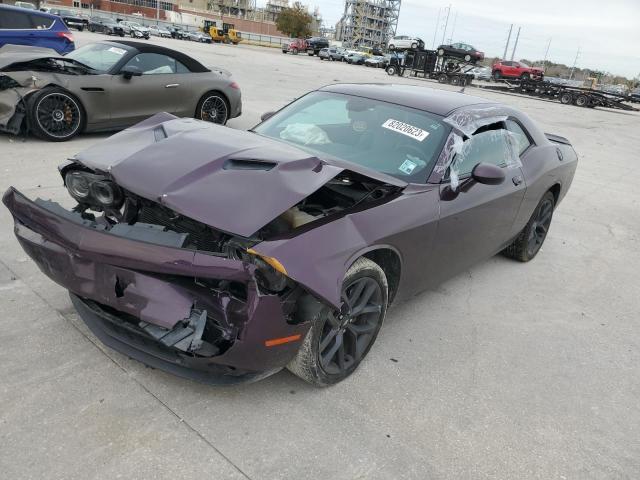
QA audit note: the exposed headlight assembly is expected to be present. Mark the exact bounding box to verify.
[65,171,124,209]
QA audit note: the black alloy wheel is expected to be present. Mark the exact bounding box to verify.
[197,93,229,125]
[503,191,556,262]
[29,88,83,141]
[287,257,388,386]
[318,276,383,375]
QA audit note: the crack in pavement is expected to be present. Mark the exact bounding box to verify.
[0,257,254,480]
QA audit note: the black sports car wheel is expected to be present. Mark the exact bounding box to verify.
[492,70,501,81]
[28,87,84,142]
[437,48,445,56]
[287,257,388,386]
[503,191,555,262]
[520,72,531,80]
[464,54,471,62]
[196,92,229,125]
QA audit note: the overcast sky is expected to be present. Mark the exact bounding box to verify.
[257,0,640,78]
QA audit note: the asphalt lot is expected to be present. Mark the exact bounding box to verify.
[1,31,639,480]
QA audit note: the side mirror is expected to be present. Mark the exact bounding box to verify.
[121,65,142,80]
[260,111,276,122]
[471,163,505,185]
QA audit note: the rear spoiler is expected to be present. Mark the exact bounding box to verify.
[545,132,571,145]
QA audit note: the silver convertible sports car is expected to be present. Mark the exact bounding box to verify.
[0,41,242,141]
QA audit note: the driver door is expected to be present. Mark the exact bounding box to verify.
[429,127,527,281]
[108,52,192,127]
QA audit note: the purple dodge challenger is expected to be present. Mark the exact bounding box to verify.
[3,84,577,386]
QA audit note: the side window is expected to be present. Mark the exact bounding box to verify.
[29,14,54,29]
[0,11,34,29]
[449,126,515,177]
[505,119,532,155]
[123,53,188,74]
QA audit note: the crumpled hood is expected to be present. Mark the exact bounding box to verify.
[0,44,64,70]
[74,113,404,237]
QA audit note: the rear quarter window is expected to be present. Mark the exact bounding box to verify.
[30,14,55,29]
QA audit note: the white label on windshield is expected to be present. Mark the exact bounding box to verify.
[108,47,126,55]
[382,119,429,142]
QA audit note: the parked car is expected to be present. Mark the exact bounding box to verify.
[388,35,424,51]
[345,52,366,65]
[0,40,242,140]
[437,42,484,62]
[305,36,329,56]
[325,46,347,61]
[14,1,36,9]
[168,26,188,39]
[491,60,544,81]
[318,48,330,60]
[148,24,171,38]
[0,4,74,54]
[119,21,150,39]
[469,65,491,81]
[49,8,85,31]
[2,84,577,386]
[88,16,125,36]
[282,38,307,54]
[364,55,388,68]
[186,31,212,43]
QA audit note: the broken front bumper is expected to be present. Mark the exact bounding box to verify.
[3,188,311,385]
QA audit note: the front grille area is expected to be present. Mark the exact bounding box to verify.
[135,202,230,253]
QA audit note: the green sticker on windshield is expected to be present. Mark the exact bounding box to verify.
[399,158,417,175]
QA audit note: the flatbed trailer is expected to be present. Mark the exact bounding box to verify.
[478,79,638,111]
[386,49,475,86]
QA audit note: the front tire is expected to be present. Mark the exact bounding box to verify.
[27,87,85,142]
[287,257,388,386]
[492,70,501,81]
[503,191,555,262]
[195,91,229,125]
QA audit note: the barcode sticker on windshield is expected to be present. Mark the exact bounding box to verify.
[108,47,126,55]
[382,119,430,142]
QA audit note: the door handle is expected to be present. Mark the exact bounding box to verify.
[165,83,180,88]
[512,175,523,186]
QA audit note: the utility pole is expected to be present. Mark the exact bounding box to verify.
[569,46,581,80]
[542,37,551,67]
[510,26,521,61]
[448,11,458,44]
[441,4,451,45]
[502,24,513,60]
[156,0,160,21]
[432,7,441,49]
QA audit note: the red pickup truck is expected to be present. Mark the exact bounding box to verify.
[492,61,544,81]
[282,38,307,54]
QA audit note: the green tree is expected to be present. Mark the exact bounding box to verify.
[276,2,313,38]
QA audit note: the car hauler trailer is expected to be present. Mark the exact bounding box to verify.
[479,79,638,111]
[386,48,476,86]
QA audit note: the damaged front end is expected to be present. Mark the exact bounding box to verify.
[3,145,400,383]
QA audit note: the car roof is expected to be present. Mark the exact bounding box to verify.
[101,40,210,73]
[0,3,59,19]
[318,83,495,116]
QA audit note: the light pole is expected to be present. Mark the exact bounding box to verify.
[510,26,520,61]
[569,46,581,80]
[441,4,451,45]
[502,24,513,60]
[542,37,551,68]
[448,10,457,44]
[431,7,441,49]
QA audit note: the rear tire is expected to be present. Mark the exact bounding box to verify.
[438,73,449,83]
[575,94,589,107]
[27,87,85,142]
[520,72,531,80]
[503,191,555,262]
[287,257,388,387]
[195,91,229,125]
[437,48,445,56]
[464,54,471,62]
[560,92,573,104]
